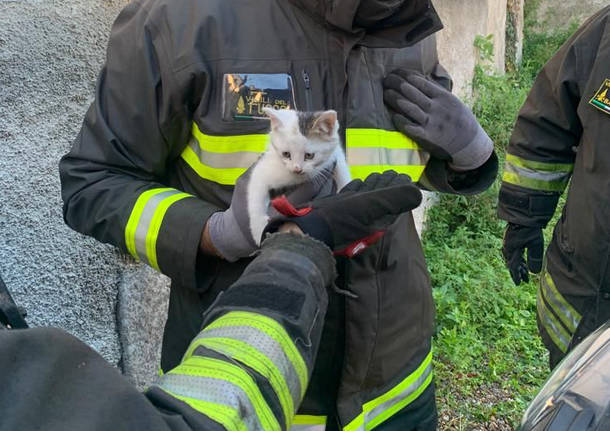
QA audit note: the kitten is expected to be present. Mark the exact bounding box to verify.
[247,108,351,245]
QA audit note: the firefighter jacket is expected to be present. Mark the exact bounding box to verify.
[498,6,610,359]
[59,0,497,429]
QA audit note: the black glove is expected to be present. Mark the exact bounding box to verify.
[502,223,544,285]
[264,171,423,258]
[383,69,493,172]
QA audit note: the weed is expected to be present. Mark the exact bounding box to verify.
[427,17,577,429]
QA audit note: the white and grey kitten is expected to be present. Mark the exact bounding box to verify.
[248,108,351,245]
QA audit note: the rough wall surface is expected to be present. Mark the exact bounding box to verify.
[535,0,607,32]
[506,0,525,67]
[435,0,508,98]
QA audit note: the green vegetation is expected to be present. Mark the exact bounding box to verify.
[426,11,579,430]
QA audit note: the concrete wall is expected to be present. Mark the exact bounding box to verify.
[435,0,508,98]
[535,0,607,32]
[1,0,518,389]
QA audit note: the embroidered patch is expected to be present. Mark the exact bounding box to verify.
[222,73,296,121]
[589,78,610,115]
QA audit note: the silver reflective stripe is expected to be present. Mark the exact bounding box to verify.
[290,425,326,431]
[158,373,264,430]
[364,363,433,426]
[134,189,183,266]
[504,161,571,184]
[537,288,570,353]
[346,147,428,167]
[197,325,302,414]
[541,270,581,333]
[187,137,261,169]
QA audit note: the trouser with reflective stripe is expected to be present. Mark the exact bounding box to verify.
[536,257,610,369]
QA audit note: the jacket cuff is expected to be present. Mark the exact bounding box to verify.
[155,197,220,289]
[497,182,559,228]
[420,151,498,195]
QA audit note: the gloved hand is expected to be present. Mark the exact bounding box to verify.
[264,171,423,258]
[502,223,544,285]
[383,69,494,172]
[207,163,335,262]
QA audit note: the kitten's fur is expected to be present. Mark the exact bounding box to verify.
[248,108,351,244]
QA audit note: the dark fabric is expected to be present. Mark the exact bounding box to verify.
[0,234,336,431]
[502,223,544,285]
[500,6,610,365]
[58,0,495,426]
[0,275,28,329]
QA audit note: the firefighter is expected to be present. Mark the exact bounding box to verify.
[1,173,421,431]
[499,6,610,369]
[59,0,498,429]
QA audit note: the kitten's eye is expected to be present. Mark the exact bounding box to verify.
[304,153,314,160]
[282,152,291,159]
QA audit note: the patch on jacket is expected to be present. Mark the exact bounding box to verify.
[223,73,296,121]
[589,78,610,115]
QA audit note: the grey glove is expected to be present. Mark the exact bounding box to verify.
[383,69,493,172]
[208,162,336,262]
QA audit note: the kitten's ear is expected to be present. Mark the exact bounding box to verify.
[263,107,283,131]
[312,110,338,138]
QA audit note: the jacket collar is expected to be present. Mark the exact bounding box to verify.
[288,0,443,48]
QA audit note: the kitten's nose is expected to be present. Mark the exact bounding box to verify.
[293,166,303,174]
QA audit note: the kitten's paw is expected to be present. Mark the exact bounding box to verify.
[250,215,270,246]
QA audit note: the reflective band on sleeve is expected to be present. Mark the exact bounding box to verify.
[192,311,309,399]
[345,129,429,182]
[181,123,267,185]
[540,269,581,333]
[502,154,573,192]
[536,287,570,353]
[191,328,302,430]
[157,356,281,431]
[291,415,327,431]
[343,349,434,431]
[124,188,192,271]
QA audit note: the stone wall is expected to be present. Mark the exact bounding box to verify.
[534,0,607,32]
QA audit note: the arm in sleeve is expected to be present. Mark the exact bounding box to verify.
[148,233,336,431]
[59,0,217,288]
[498,11,607,227]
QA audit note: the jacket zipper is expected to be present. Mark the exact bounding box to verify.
[302,69,313,111]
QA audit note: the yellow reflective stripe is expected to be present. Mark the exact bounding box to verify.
[124,188,191,270]
[349,165,426,182]
[505,154,574,173]
[502,171,569,192]
[343,349,433,431]
[145,192,191,271]
[541,269,581,333]
[182,145,249,185]
[195,336,295,430]
[200,311,309,398]
[293,415,327,425]
[346,129,421,150]
[536,287,570,353]
[125,188,173,259]
[171,356,281,431]
[162,390,247,431]
[191,123,268,153]
[346,129,427,182]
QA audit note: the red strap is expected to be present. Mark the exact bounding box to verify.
[333,231,386,258]
[271,195,312,217]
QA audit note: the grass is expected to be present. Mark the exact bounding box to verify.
[425,13,579,430]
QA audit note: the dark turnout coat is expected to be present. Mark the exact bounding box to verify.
[60,0,496,428]
[498,6,610,365]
